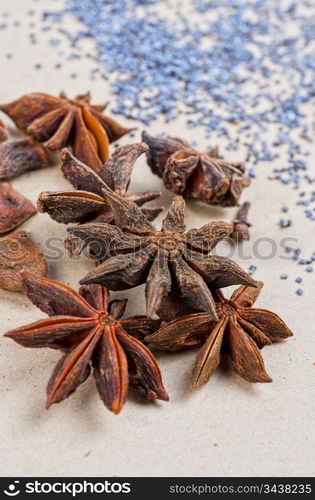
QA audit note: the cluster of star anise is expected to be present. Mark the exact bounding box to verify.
[1,91,293,415]
[4,182,293,414]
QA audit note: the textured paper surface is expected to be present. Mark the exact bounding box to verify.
[0,0,314,477]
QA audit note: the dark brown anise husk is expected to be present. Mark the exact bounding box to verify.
[0,119,9,142]
[4,272,168,413]
[0,231,47,292]
[0,138,48,181]
[0,92,132,171]
[37,144,163,256]
[68,190,257,319]
[145,282,293,386]
[0,182,37,234]
[232,201,251,241]
[142,131,250,206]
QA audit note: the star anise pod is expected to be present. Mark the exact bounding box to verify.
[68,191,256,319]
[4,272,168,413]
[0,182,36,234]
[0,92,132,171]
[145,282,293,386]
[37,144,163,256]
[142,132,250,206]
[0,138,48,181]
[0,119,9,142]
[0,231,47,292]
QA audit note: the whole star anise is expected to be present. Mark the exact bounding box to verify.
[68,191,256,319]
[0,92,131,171]
[4,272,168,413]
[145,282,293,386]
[142,132,250,206]
[37,144,163,256]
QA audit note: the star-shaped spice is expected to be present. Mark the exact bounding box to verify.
[0,231,47,292]
[0,119,9,142]
[142,132,250,206]
[0,138,48,181]
[0,183,36,234]
[69,191,256,319]
[37,144,163,256]
[0,92,131,171]
[145,282,293,386]
[4,272,168,413]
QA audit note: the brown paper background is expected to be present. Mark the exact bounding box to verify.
[0,0,314,477]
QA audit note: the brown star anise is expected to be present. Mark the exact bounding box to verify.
[0,231,47,292]
[142,131,250,206]
[145,282,293,386]
[0,92,131,171]
[232,201,251,241]
[68,191,256,319]
[0,183,36,234]
[37,144,163,256]
[0,138,48,181]
[0,119,9,142]
[4,272,168,413]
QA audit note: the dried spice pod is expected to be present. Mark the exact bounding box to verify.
[0,183,36,234]
[0,231,47,292]
[0,119,9,142]
[4,273,168,413]
[37,144,163,256]
[69,191,257,319]
[0,138,48,181]
[0,92,132,171]
[145,282,293,386]
[232,201,251,241]
[142,131,250,206]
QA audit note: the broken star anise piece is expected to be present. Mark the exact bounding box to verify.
[0,231,47,292]
[4,272,168,413]
[37,144,163,256]
[145,282,293,386]
[0,182,36,234]
[142,131,250,206]
[0,119,9,142]
[69,191,256,319]
[0,138,48,181]
[232,201,251,241]
[0,92,132,171]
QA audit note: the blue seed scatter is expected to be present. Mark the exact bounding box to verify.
[0,1,314,296]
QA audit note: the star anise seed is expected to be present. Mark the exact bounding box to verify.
[145,282,293,386]
[68,190,256,319]
[37,145,163,256]
[0,92,132,171]
[142,131,250,206]
[0,182,36,234]
[4,272,168,413]
[0,231,47,292]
